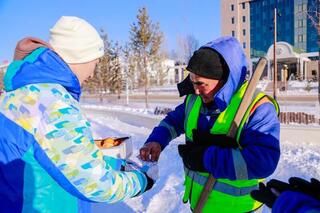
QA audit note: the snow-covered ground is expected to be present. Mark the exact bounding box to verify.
[80,102,320,213]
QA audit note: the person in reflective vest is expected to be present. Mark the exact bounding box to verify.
[139,36,280,212]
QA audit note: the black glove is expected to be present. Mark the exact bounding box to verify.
[192,129,238,148]
[178,143,207,172]
[251,179,300,208]
[288,177,320,201]
[144,174,155,192]
[266,179,293,193]
[133,174,154,197]
[251,182,278,208]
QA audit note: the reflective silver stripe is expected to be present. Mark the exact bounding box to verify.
[184,94,198,132]
[232,149,248,180]
[185,168,257,196]
[159,120,177,139]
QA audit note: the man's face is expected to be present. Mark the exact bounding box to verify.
[190,73,225,103]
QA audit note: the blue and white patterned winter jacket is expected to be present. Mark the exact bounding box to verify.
[0,47,147,212]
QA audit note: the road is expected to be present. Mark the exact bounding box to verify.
[81,93,320,116]
[83,106,320,144]
[83,107,161,128]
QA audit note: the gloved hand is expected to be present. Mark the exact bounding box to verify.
[251,180,292,208]
[192,129,238,148]
[178,143,207,172]
[122,159,158,193]
[288,177,320,201]
[251,178,320,208]
[250,182,278,208]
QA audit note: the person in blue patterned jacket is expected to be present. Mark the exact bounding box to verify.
[0,16,153,212]
[139,37,280,212]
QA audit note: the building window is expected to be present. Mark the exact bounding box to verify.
[232,30,235,37]
[302,3,307,11]
[243,29,246,36]
[312,70,316,76]
[242,16,246,23]
[242,2,245,9]
[243,42,246,49]
[298,34,304,42]
[232,17,235,24]
[298,4,303,12]
[298,19,304,28]
[231,4,234,11]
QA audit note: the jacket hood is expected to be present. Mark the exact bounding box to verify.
[4,47,81,101]
[201,36,248,112]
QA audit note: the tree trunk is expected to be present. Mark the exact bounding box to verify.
[118,86,121,100]
[143,50,149,108]
[99,90,103,103]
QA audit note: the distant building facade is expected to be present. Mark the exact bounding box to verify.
[250,0,317,58]
[221,0,318,81]
[221,0,251,58]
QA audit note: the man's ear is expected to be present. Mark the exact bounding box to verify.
[177,74,195,97]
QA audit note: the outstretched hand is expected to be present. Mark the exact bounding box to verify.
[139,142,162,162]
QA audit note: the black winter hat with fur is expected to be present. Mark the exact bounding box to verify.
[186,47,229,80]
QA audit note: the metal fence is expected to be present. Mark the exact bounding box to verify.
[154,107,320,125]
[279,112,320,125]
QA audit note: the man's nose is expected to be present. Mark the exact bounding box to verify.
[194,88,200,95]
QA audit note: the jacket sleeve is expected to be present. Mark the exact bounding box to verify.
[33,87,148,203]
[203,102,280,180]
[272,191,320,213]
[145,103,186,149]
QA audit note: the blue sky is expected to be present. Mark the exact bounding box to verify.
[0,0,221,63]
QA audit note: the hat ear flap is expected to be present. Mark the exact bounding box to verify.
[177,74,195,97]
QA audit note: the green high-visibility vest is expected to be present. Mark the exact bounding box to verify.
[183,81,279,213]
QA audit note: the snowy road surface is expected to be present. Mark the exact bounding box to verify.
[82,106,320,213]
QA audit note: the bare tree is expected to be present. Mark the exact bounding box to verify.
[97,29,112,102]
[129,6,164,108]
[177,34,199,63]
[109,42,123,99]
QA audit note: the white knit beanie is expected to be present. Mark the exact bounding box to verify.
[49,16,104,64]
